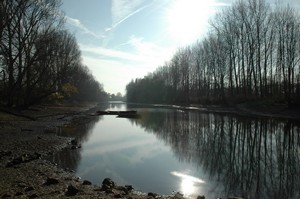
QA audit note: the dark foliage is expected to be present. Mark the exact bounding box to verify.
[0,0,107,108]
[126,0,300,107]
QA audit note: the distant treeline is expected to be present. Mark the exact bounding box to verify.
[0,0,107,108]
[126,0,300,107]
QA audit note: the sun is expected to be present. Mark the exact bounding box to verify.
[165,0,217,45]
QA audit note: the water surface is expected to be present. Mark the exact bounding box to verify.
[49,102,300,199]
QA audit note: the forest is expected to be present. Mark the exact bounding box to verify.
[0,0,107,108]
[126,0,300,107]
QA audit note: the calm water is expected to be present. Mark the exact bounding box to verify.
[48,102,300,199]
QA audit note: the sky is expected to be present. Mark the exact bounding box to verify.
[61,0,300,95]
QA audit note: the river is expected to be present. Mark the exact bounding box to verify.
[48,102,300,199]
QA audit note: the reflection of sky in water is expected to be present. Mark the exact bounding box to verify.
[51,103,300,199]
[74,112,221,197]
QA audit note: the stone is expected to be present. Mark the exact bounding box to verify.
[5,157,22,167]
[125,185,134,191]
[0,151,12,157]
[15,192,23,196]
[102,178,115,188]
[24,186,34,192]
[43,177,59,186]
[148,192,158,198]
[65,185,79,196]
[197,195,205,199]
[83,180,92,185]
[101,184,112,191]
[28,193,38,198]
[114,193,122,198]
[105,188,113,194]
[93,187,102,192]
[116,186,129,194]
[173,192,184,199]
[70,139,78,145]
[1,193,11,198]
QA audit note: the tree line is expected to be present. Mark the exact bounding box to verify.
[126,0,300,107]
[0,0,107,108]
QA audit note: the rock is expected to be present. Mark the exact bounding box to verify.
[15,192,23,196]
[102,178,115,189]
[24,186,34,192]
[71,144,81,150]
[105,188,113,194]
[116,186,129,194]
[148,192,158,198]
[6,153,41,167]
[0,151,12,158]
[173,192,184,199]
[28,193,38,198]
[1,193,11,198]
[197,195,205,199]
[125,184,134,191]
[101,183,110,192]
[70,139,78,145]
[17,182,27,188]
[65,185,79,196]
[93,186,102,191]
[83,180,92,185]
[43,177,59,186]
[114,193,122,198]
[5,156,22,167]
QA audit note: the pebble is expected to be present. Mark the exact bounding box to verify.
[24,186,34,192]
[43,177,59,186]
[148,192,158,198]
[83,180,92,185]
[65,184,79,196]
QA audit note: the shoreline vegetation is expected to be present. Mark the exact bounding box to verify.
[1,0,299,197]
[126,0,300,111]
[0,102,299,198]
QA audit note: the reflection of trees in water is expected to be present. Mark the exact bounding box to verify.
[135,110,300,199]
[47,105,107,172]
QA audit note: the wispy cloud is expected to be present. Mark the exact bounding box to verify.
[105,5,149,32]
[125,35,175,66]
[106,0,150,32]
[79,44,142,62]
[65,16,105,39]
[111,0,144,24]
[79,36,175,93]
[80,36,174,65]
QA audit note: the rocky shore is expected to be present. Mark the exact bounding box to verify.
[0,103,173,199]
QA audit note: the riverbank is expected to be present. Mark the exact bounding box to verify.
[0,103,178,199]
[152,101,300,121]
[0,102,298,198]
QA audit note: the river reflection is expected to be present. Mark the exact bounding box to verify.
[48,103,300,199]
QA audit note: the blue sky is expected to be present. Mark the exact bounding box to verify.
[61,0,300,95]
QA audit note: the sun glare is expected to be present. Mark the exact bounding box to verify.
[166,0,217,45]
[171,171,206,197]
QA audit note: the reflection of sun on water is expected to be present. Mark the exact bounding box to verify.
[181,178,195,196]
[171,171,206,198]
